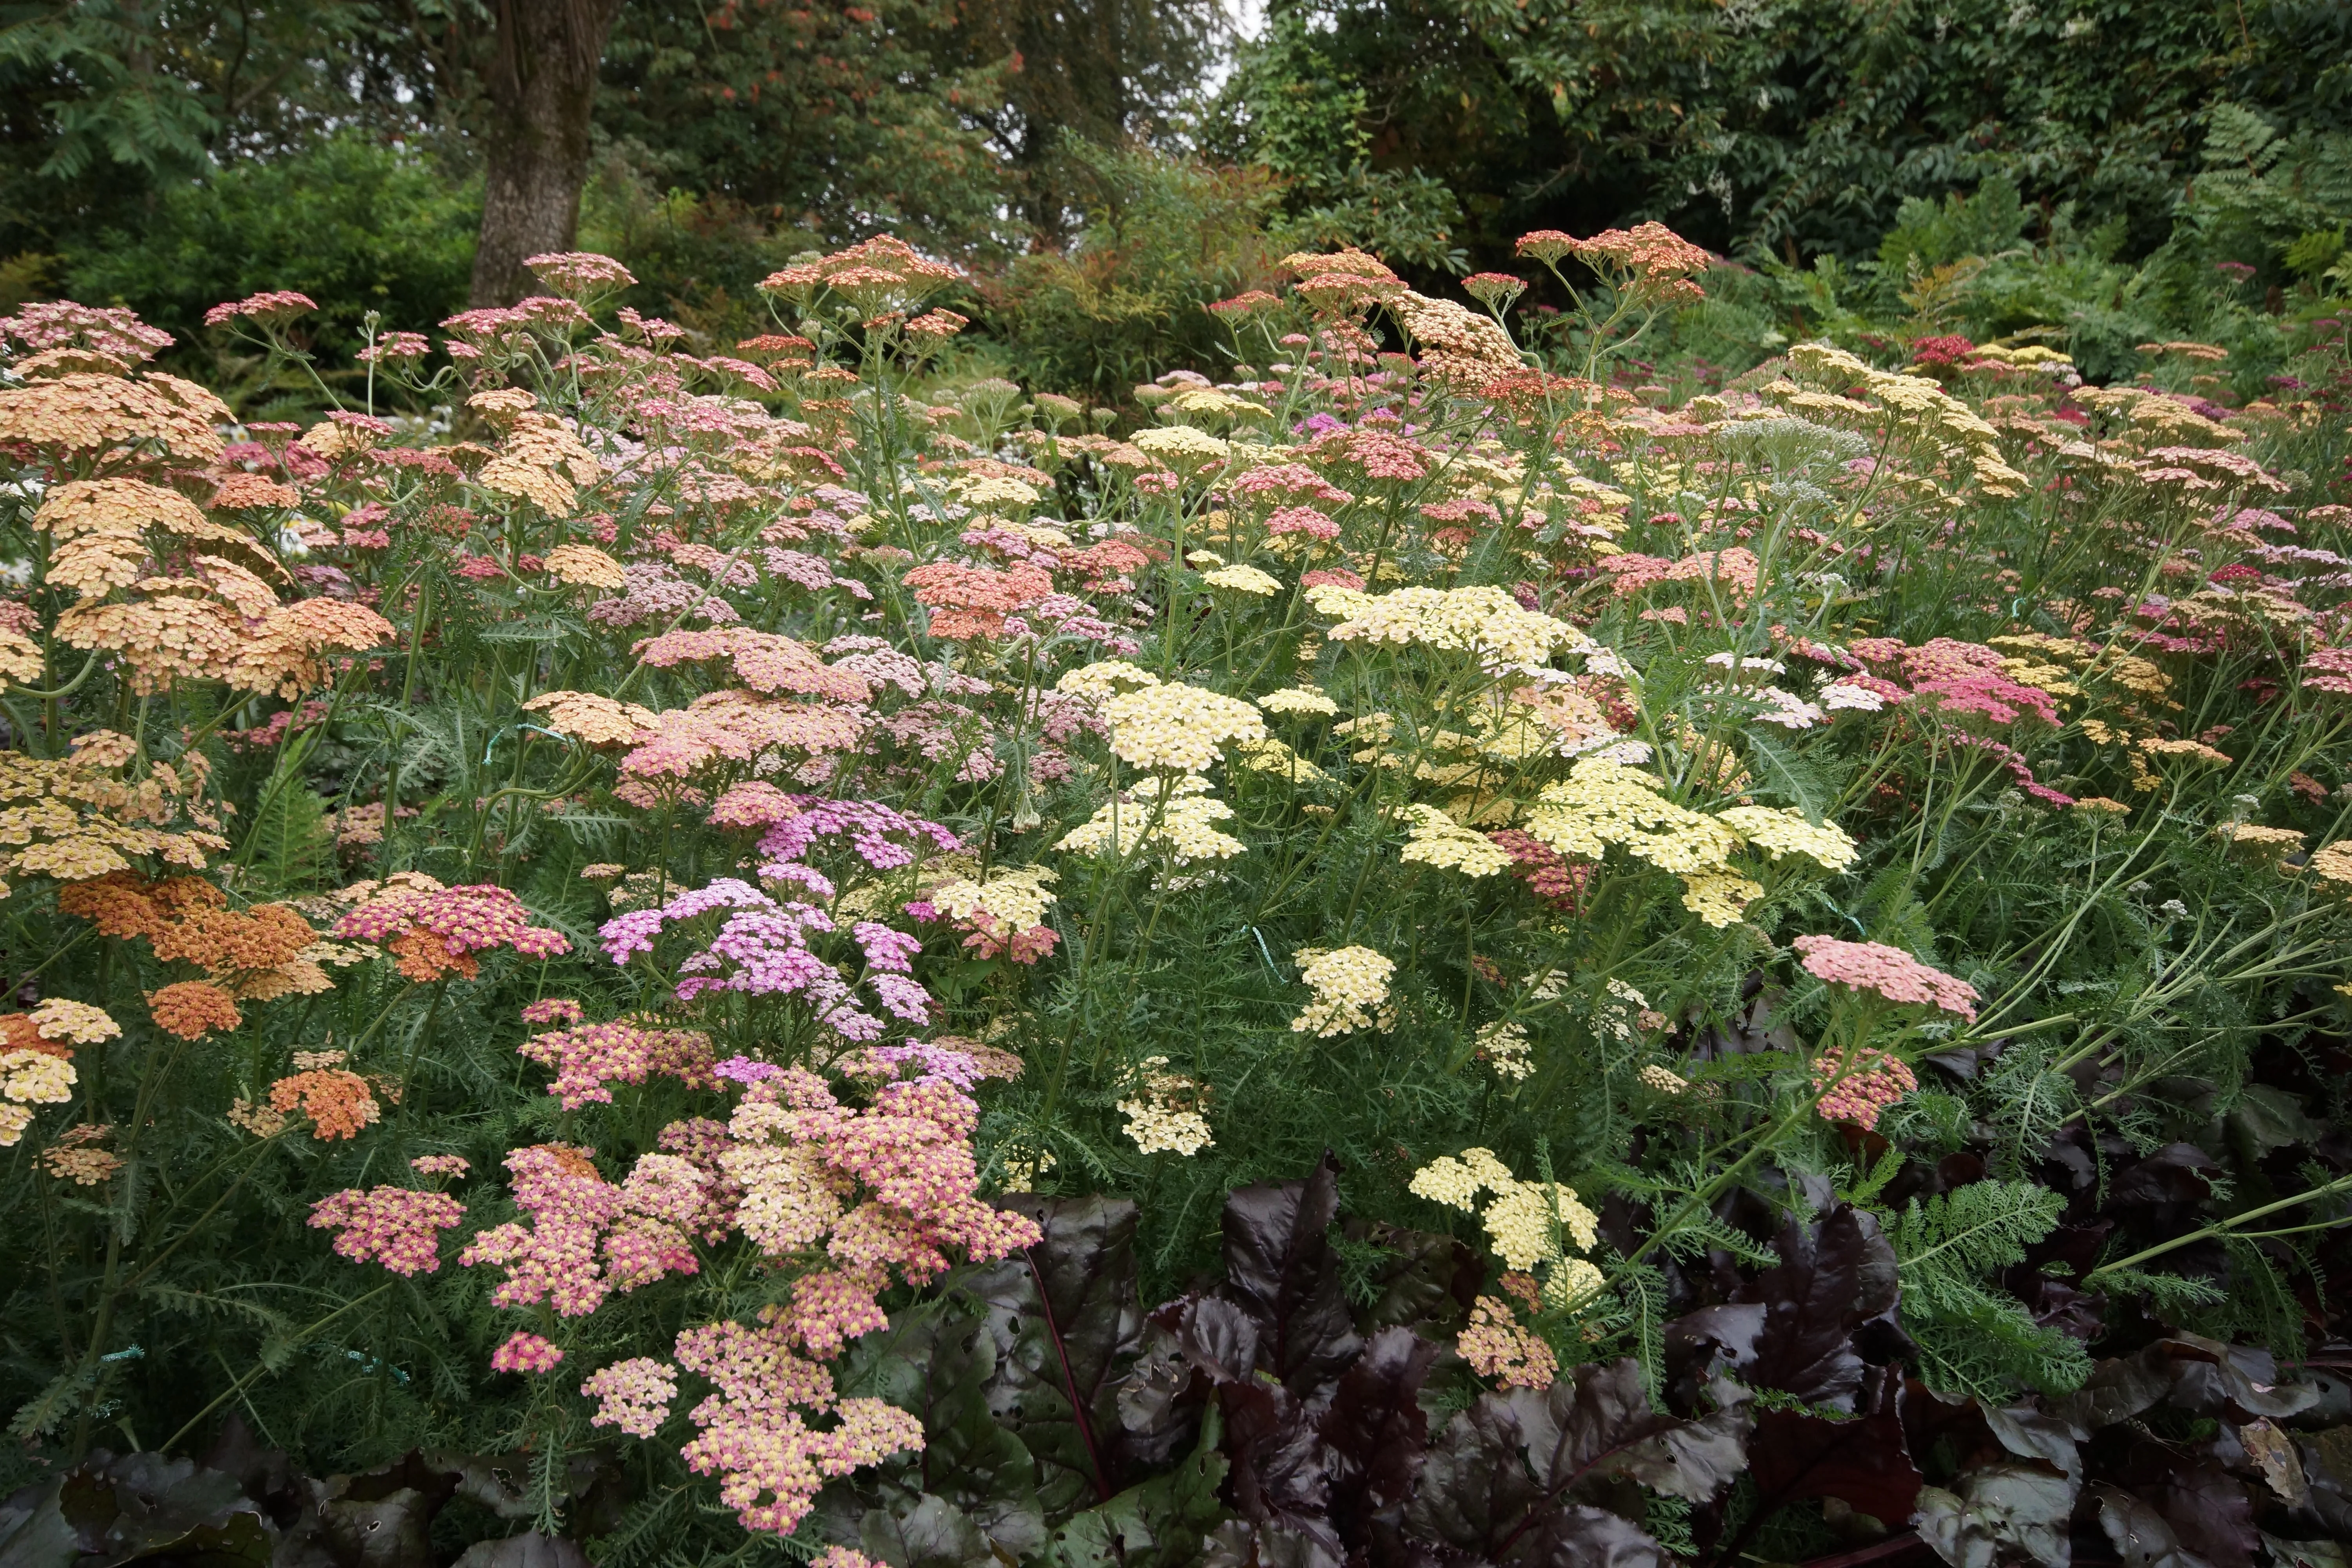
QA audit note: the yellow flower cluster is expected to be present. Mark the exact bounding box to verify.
[1055,660,1168,700]
[1638,1064,1689,1095]
[475,405,604,516]
[1054,775,1246,864]
[1201,564,1282,597]
[1713,806,1860,871]
[28,999,119,1044]
[2306,842,2352,886]
[545,543,629,590]
[1100,682,1267,772]
[1407,1147,1601,1292]
[1786,343,2029,497]
[1229,736,1327,784]
[1130,425,1230,469]
[0,749,226,895]
[1291,945,1397,1036]
[524,690,663,747]
[1400,804,1513,877]
[2215,823,2305,858]
[1258,686,1340,717]
[932,865,1058,931]
[1522,759,1853,927]
[1117,1056,1214,1156]
[1305,583,1593,668]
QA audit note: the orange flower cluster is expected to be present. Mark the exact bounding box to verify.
[60,871,331,999]
[901,562,1053,641]
[268,1063,382,1139]
[0,371,229,466]
[758,236,960,311]
[147,980,243,1039]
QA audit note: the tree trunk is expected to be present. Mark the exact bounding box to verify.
[466,0,626,307]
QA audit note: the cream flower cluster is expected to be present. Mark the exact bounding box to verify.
[0,1048,76,1146]
[1291,945,1397,1036]
[1055,775,1245,863]
[1400,804,1514,877]
[1099,681,1266,772]
[1408,1147,1602,1303]
[1117,1056,1214,1156]
[1257,685,1339,717]
[931,865,1058,933]
[1307,583,1595,668]
[1475,1019,1534,1081]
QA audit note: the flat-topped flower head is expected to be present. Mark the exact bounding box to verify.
[1100,683,1265,772]
[1792,935,1978,1020]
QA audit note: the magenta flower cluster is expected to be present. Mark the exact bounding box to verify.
[307,1186,465,1276]
[489,1331,565,1374]
[597,876,936,1041]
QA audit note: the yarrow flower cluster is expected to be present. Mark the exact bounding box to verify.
[1810,1045,1920,1131]
[1408,1147,1602,1304]
[1291,945,1397,1036]
[333,875,571,980]
[1054,775,1247,864]
[1792,935,1979,1020]
[1116,1056,1215,1156]
[582,1356,679,1437]
[309,1186,466,1274]
[1458,1295,1559,1389]
[490,1331,566,1374]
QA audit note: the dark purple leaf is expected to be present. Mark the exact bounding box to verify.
[2150,1333,2319,1422]
[1744,1371,1922,1528]
[449,1535,591,1568]
[2108,1145,2218,1209]
[1217,1153,1363,1396]
[2091,1483,2214,1568]
[1738,1205,1902,1412]
[1912,1466,2075,1568]
[1401,1359,1725,1568]
[1319,1326,1437,1545]
[967,1195,1165,1506]
[1346,1221,1480,1336]
[2116,1440,2258,1568]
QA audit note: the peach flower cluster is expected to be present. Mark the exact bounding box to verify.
[1792,935,1979,1020]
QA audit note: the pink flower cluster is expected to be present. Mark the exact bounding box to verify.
[1810,1045,1920,1131]
[521,997,585,1025]
[410,1154,472,1178]
[459,1142,710,1316]
[490,1331,565,1374]
[519,1018,719,1108]
[719,1062,1041,1356]
[308,1186,466,1276]
[673,1311,926,1534]
[582,1356,678,1437]
[903,561,1053,641]
[1793,935,1979,1020]
[334,882,572,978]
[203,290,318,327]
